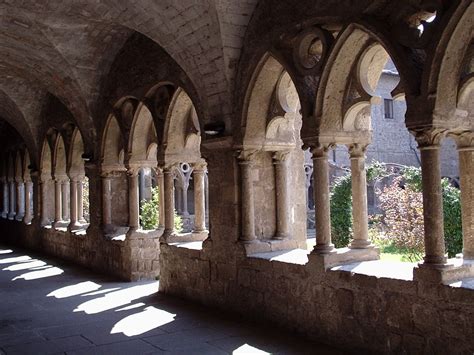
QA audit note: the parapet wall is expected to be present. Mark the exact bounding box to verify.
[159,243,474,353]
[0,220,160,281]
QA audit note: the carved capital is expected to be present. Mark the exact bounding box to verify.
[192,159,207,172]
[411,128,447,149]
[348,143,368,158]
[237,150,258,165]
[310,143,336,159]
[272,150,291,163]
[451,131,474,151]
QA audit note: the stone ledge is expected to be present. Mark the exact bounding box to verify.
[161,231,208,244]
[331,260,415,281]
[242,239,302,255]
[309,247,380,270]
[414,257,474,284]
[248,248,309,265]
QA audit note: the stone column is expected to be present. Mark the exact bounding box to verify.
[455,132,474,259]
[239,151,256,242]
[273,151,290,240]
[61,179,69,221]
[182,180,189,217]
[16,179,25,220]
[54,178,63,225]
[163,167,176,235]
[78,179,85,223]
[192,161,207,233]
[415,129,447,265]
[8,180,16,220]
[40,179,50,226]
[101,173,113,228]
[1,180,8,218]
[69,177,79,230]
[311,144,336,253]
[156,168,165,229]
[348,143,373,249]
[205,172,209,219]
[128,168,140,230]
[24,180,33,224]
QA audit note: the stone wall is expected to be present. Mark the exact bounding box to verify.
[159,243,474,353]
[0,219,160,281]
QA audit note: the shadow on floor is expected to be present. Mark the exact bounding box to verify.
[0,244,341,355]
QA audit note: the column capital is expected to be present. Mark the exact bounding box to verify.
[272,150,291,163]
[450,131,474,151]
[310,143,336,158]
[191,159,207,172]
[237,149,258,165]
[411,128,447,150]
[126,167,140,177]
[348,143,368,158]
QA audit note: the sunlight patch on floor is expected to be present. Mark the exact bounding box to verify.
[12,266,64,280]
[0,255,32,264]
[47,281,102,299]
[74,282,158,314]
[0,249,13,254]
[3,260,47,271]
[111,306,175,336]
[115,302,145,312]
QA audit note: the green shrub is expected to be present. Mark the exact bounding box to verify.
[140,187,183,232]
[330,162,388,248]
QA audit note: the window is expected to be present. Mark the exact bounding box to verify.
[384,99,394,119]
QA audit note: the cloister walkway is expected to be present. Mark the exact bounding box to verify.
[0,244,339,355]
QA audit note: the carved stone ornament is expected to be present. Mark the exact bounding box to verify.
[310,143,336,158]
[348,143,368,158]
[411,128,447,149]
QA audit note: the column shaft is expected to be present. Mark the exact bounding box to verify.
[61,181,69,220]
[16,181,25,220]
[163,168,175,234]
[349,145,372,249]
[102,176,112,226]
[69,179,78,227]
[157,169,165,229]
[8,181,15,219]
[54,180,63,223]
[459,147,474,258]
[239,157,256,241]
[312,145,335,253]
[420,146,447,264]
[78,180,85,222]
[40,180,50,225]
[193,165,206,233]
[24,181,33,223]
[273,152,290,239]
[128,171,140,230]
[2,182,8,218]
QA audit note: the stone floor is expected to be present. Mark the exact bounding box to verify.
[0,244,341,355]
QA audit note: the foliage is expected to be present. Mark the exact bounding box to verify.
[140,187,160,230]
[330,174,353,248]
[377,176,425,262]
[140,187,183,232]
[441,179,462,257]
[82,178,90,222]
[330,162,388,248]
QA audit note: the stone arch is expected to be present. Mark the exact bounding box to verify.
[68,128,85,177]
[40,139,53,180]
[101,115,125,169]
[53,134,67,180]
[427,2,474,124]
[162,88,201,165]
[128,104,158,167]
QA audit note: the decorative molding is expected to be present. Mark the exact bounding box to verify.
[347,143,368,158]
[410,128,447,149]
[310,143,336,158]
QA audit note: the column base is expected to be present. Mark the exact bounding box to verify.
[8,213,16,220]
[1,212,7,219]
[349,239,374,249]
[68,222,82,232]
[15,214,25,221]
[312,243,336,255]
[308,247,380,271]
[273,233,287,240]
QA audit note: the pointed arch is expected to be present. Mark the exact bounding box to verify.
[40,139,52,181]
[162,88,201,165]
[53,134,67,179]
[101,114,125,169]
[128,104,158,166]
[69,128,85,177]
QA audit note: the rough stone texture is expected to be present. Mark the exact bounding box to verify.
[159,244,474,353]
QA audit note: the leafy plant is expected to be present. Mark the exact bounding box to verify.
[140,186,183,233]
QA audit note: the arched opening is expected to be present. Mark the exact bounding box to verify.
[22,150,33,224]
[68,128,89,230]
[240,54,306,252]
[40,139,54,226]
[128,104,159,231]
[161,88,208,241]
[101,115,128,237]
[52,134,69,229]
